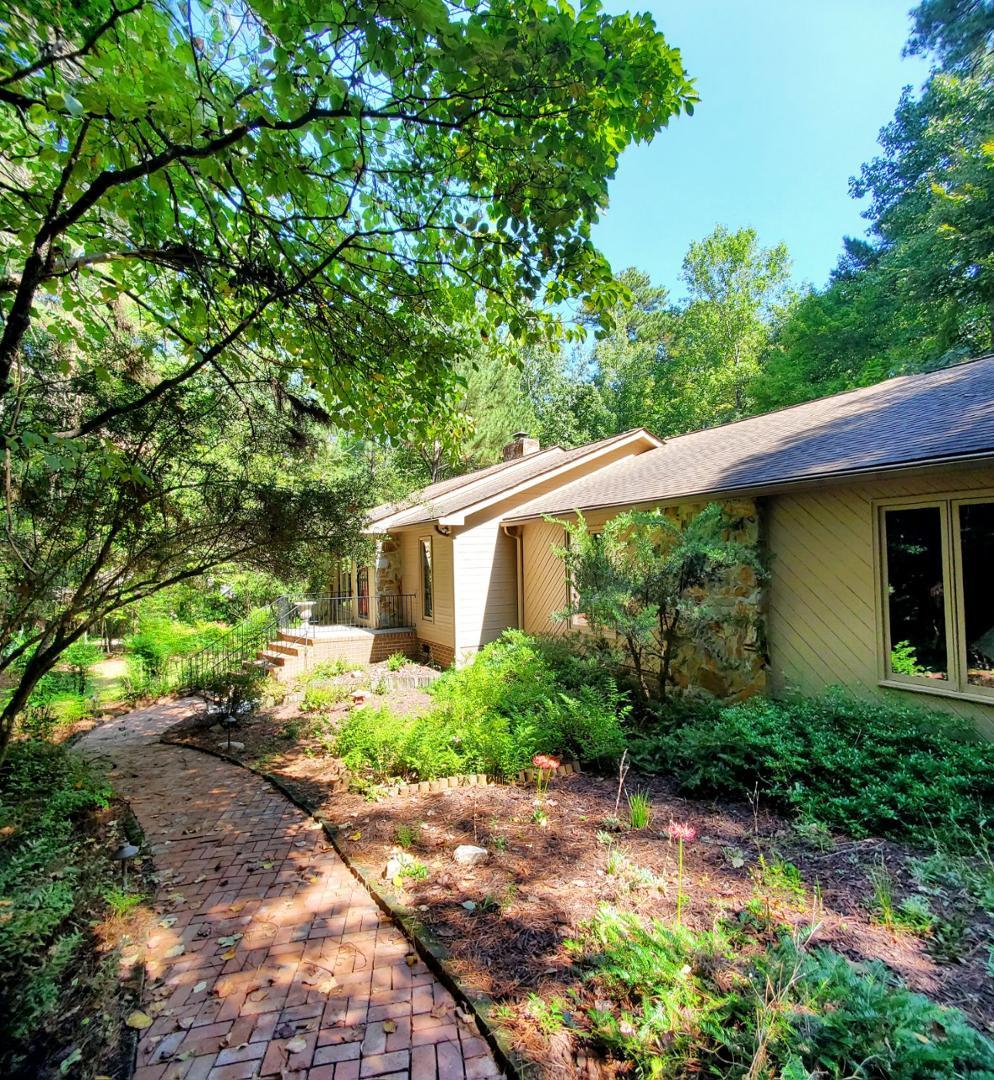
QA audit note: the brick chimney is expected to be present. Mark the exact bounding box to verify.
[502,432,540,461]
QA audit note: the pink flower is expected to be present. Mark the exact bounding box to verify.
[667,821,697,843]
[532,753,561,771]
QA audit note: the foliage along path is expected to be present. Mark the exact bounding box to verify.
[79,700,501,1080]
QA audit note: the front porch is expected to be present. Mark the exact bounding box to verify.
[255,594,420,676]
[293,592,415,633]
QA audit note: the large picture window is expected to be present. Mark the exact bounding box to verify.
[420,537,434,620]
[879,495,994,699]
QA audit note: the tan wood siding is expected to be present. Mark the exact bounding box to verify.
[397,530,455,652]
[521,519,568,636]
[451,520,518,661]
[519,468,994,735]
[520,507,616,635]
[767,466,994,736]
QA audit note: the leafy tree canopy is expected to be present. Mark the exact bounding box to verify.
[0,0,696,447]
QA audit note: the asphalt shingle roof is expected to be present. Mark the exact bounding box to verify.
[367,430,655,530]
[504,356,994,522]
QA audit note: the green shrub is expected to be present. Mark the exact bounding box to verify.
[304,658,351,682]
[0,741,114,1072]
[631,692,994,846]
[385,652,410,672]
[61,638,104,693]
[125,615,228,676]
[573,906,994,1078]
[336,632,627,782]
[302,681,350,712]
[430,630,627,770]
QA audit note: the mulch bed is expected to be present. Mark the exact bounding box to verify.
[166,692,994,1077]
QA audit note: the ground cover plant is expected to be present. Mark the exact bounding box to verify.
[631,692,994,847]
[0,740,148,1077]
[335,630,627,782]
[253,766,994,1076]
[572,906,994,1077]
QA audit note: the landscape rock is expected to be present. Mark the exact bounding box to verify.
[453,844,489,867]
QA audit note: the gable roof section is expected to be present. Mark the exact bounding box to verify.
[504,356,994,522]
[366,428,661,532]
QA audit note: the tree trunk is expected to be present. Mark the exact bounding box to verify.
[0,623,92,764]
[658,609,680,702]
[0,647,53,765]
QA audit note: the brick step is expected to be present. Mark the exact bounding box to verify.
[256,650,285,666]
[266,640,300,657]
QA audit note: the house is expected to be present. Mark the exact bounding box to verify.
[340,428,663,667]
[331,356,994,736]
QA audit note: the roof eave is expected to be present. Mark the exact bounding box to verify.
[502,447,994,523]
[436,429,660,526]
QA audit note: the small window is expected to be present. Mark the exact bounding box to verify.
[357,565,369,620]
[420,537,433,620]
[883,506,949,682]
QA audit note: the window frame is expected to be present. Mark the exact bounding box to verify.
[874,488,994,704]
[419,536,434,622]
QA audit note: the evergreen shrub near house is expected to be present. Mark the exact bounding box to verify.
[553,502,765,704]
[631,691,994,846]
[335,630,627,783]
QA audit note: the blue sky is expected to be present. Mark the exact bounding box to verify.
[594,1,931,300]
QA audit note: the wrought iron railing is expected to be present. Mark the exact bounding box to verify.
[296,593,415,631]
[168,593,416,693]
[172,596,299,691]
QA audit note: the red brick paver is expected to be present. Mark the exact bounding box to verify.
[79,700,503,1080]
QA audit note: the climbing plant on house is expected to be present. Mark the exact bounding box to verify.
[554,503,765,703]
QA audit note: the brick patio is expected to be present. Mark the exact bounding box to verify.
[78,699,503,1080]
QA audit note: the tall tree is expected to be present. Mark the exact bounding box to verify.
[588,268,674,434]
[755,239,959,410]
[521,341,614,448]
[0,0,695,441]
[0,328,363,758]
[907,0,994,71]
[661,226,793,431]
[853,59,994,350]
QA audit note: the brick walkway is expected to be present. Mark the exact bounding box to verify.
[79,700,503,1080]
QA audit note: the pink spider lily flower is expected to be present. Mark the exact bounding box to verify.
[667,821,697,843]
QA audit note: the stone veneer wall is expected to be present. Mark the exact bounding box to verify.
[374,535,403,596]
[666,498,766,702]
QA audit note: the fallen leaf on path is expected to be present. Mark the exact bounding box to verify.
[126,1011,153,1030]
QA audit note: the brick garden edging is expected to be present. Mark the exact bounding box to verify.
[161,732,530,1080]
[381,759,580,798]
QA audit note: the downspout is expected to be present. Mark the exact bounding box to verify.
[502,523,524,629]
